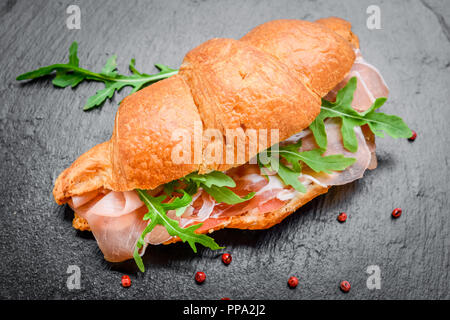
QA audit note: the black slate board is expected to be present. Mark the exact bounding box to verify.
[0,0,449,300]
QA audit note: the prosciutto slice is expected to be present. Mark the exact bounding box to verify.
[71,190,100,208]
[69,191,147,262]
[211,173,298,218]
[68,50,388,263]
[87,191,143,217]
[179,192,216,227]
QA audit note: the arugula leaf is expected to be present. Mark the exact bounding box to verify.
[52,42,84,88]
[129,58,142,75]
[16,41,178,111]
[182,171,254,205]
[175,204,190,217]
[163,180,179,197]
[183,171,236,188]
[310,77,412,152]
[276,161,308,193]
[84,82,126,110]
[257,151,305,193]
[202,185,255,204]
[101,55,118,77]
[160,190,192,210]
[259,142,355,193]
[293,149,356,173]
[134,189,223,272]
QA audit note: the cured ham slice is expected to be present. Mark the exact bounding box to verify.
[323,50,386,169]
[88,191,144,217]
[69,192,147,262]
[195,218,229,234]
[210,169,297,218]
[362,124,377,170]
[86,207,148,262]
[351,62,389,105]
[179,192,215,228]
[71,190,100,208]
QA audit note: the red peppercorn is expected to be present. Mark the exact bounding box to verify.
[408,130,417,142]
[392,208,402,219]
[221,297,230,300]
[340,280,351,293]
[195,271,206,284]
[337,212,347,223]
[222,253,232,265]
[121,275,131,288]
[288,276,299,289]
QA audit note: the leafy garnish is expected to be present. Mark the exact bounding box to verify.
[279,142,356,174]
[183,171,236,188]
[309,77,412,152]
[133,189,223,272]
[272,159,308,193]
[160,190,192,211]
[202,185,255,204]
[181,171,255,205]
[16,41,178,111]
[163,180,179,197]
[258,142,356,193]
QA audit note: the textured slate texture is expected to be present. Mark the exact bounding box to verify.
[0,0,449,300]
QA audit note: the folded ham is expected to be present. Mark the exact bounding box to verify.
[69,192,148,262]
[69,51,389,263]
[325,49,389,112]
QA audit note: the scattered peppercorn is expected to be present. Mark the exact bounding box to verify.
[392,208,402,219]
[340,280,351,293]
[195,271,206,284]
[222,253,232,265]
[408,130,417,142]
[288,276,299,289]
[337,212,347,223]
[121,275,131,288]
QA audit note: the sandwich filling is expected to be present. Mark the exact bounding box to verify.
[68,52,390,263]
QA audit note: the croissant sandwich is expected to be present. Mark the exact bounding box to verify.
[45,17,411,271]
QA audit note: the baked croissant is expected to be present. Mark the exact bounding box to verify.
[53,17,392,263]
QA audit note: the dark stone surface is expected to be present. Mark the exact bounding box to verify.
[0,0,449,300]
